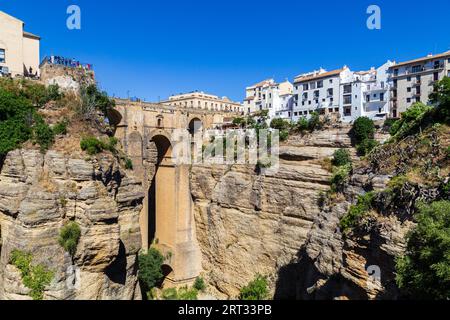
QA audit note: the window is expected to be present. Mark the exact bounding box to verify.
[380,93,385,101]
[330,79,333,84]
[343,85,352,94]
[0,49,5,63]
[366,95,370,103]
[412,65,423,73]
[407,76,411,82]
[313,90,319,99]
[303,84,309,91]
[344,96,352,105]
[407,87,411,93]
[317,80,323,88]
[434,72,439,81]
[407,98,411,103]
[394,69,399,76]
[310,82,316,90]
[327,88,333,96]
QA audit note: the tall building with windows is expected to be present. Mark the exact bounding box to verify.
[388,51,450,118]
[339,61,394,122]
[0,11,40,77]
[291,67,353,122]
[161,91,244,113]
[244,79,293,119]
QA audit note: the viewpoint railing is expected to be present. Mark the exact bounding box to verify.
[40,56,94,71]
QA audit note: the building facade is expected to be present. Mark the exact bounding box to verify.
[244,79,294,119]
[291,67,353,122]
[161,91,244,114]
[388,51,450,118]
[340,61,394,122]
[0,11,40,77]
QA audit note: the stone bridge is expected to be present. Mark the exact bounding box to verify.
[112,99,238,285]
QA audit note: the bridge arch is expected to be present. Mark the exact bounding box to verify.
[188,117,203,136]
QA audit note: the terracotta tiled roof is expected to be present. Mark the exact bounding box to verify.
[248,79,275,89]
[390,51,450,68]
[244,96,255,101]
[294,68,345,83]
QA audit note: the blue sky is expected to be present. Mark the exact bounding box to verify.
[2,0,450,102]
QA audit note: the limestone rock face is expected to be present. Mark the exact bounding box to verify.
[0,149,144,300]
[189,126,358,298]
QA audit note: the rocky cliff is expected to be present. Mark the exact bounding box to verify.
[190,125,354,298]
[0,149,144,300]
[190,123,448,300]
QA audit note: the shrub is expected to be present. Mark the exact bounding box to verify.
[356,138,379,156]
[333,149,352,167]
[46,84,62,101]
[353,117,375,144]
[22,82,50,107]
[162,287,179,300]
[340,192,375,234]
[125,158,133,170]
[80,137,104,155]
[232,117,246,127]
[193,277,206,292]
[52,119,69,136]
[58,222,81,256]
[138,248,164,292]
[10,250,54,300]
[396,201,450,299]
[296,117,309,132]
[32,115,55,152]
[308,112,322,131]
[177,286,199,300]
[390,103,433,138]
[279,130,289,142]
[270,118,291,131]
[239,274,269,300]
[330,164,351,193]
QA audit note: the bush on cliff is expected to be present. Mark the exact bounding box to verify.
[80,136,118,155]
[239,274,269,300]
[58,222,81,257]
[396,201,450,300]
[138,248,164,293]
[10,250,54,300]
[332,149,352,167]
[353,117,375,144]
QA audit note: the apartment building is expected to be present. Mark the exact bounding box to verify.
[161,91,244,113]
[244,79,294,118]
[340,61,394,122]
[0,11,40,77]
[388,51,450,118]
[291,67,353,122]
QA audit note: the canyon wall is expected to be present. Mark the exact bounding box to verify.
[0,149,143,300]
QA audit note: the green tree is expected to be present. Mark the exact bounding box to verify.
[138,248,164,292]
[58,222,81,257]
[396,201,450,299]
[332,149,352,167]
[308,112,322,131]
[270,118,291,131]
[353,117,375,144]
[430,76,450,123]
[239,274,269,300]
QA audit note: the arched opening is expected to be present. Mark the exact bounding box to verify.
[188,118,203,136]
[147,135,174,250]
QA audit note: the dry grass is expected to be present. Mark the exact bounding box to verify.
[38,170,57,193]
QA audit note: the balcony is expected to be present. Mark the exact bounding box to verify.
[433,63,445,70]
[366,84,387,92]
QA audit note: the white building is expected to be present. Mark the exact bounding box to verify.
[292,67,353,122]
[244,79,294,119]
[388,51,450,118]
[340,61,394,122]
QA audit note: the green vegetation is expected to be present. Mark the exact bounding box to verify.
[193,276,206,292]
[10,250,54,300]
[332,149,352,167]
[330,164,352,193]
[79,84,115,118]
[162,286,199,300]
[308,112,323,132]
[52,119,69,136]
[356,138,379,156]
[295,117,309,132]
[270,118,291,131]
[138,248,164,293]
[352,117,377,156]
[239,274,269,300]
[430,76,450,123]
[80,136,118,155]
[125,158,133,170]
[389,103,433,138]
[396,201,450,299]
[279,130,289,142]
[0,79,67,157]
[58,222,81,256]
[340,192,376,234]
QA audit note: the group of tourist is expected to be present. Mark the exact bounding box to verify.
[46,55,93,71]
